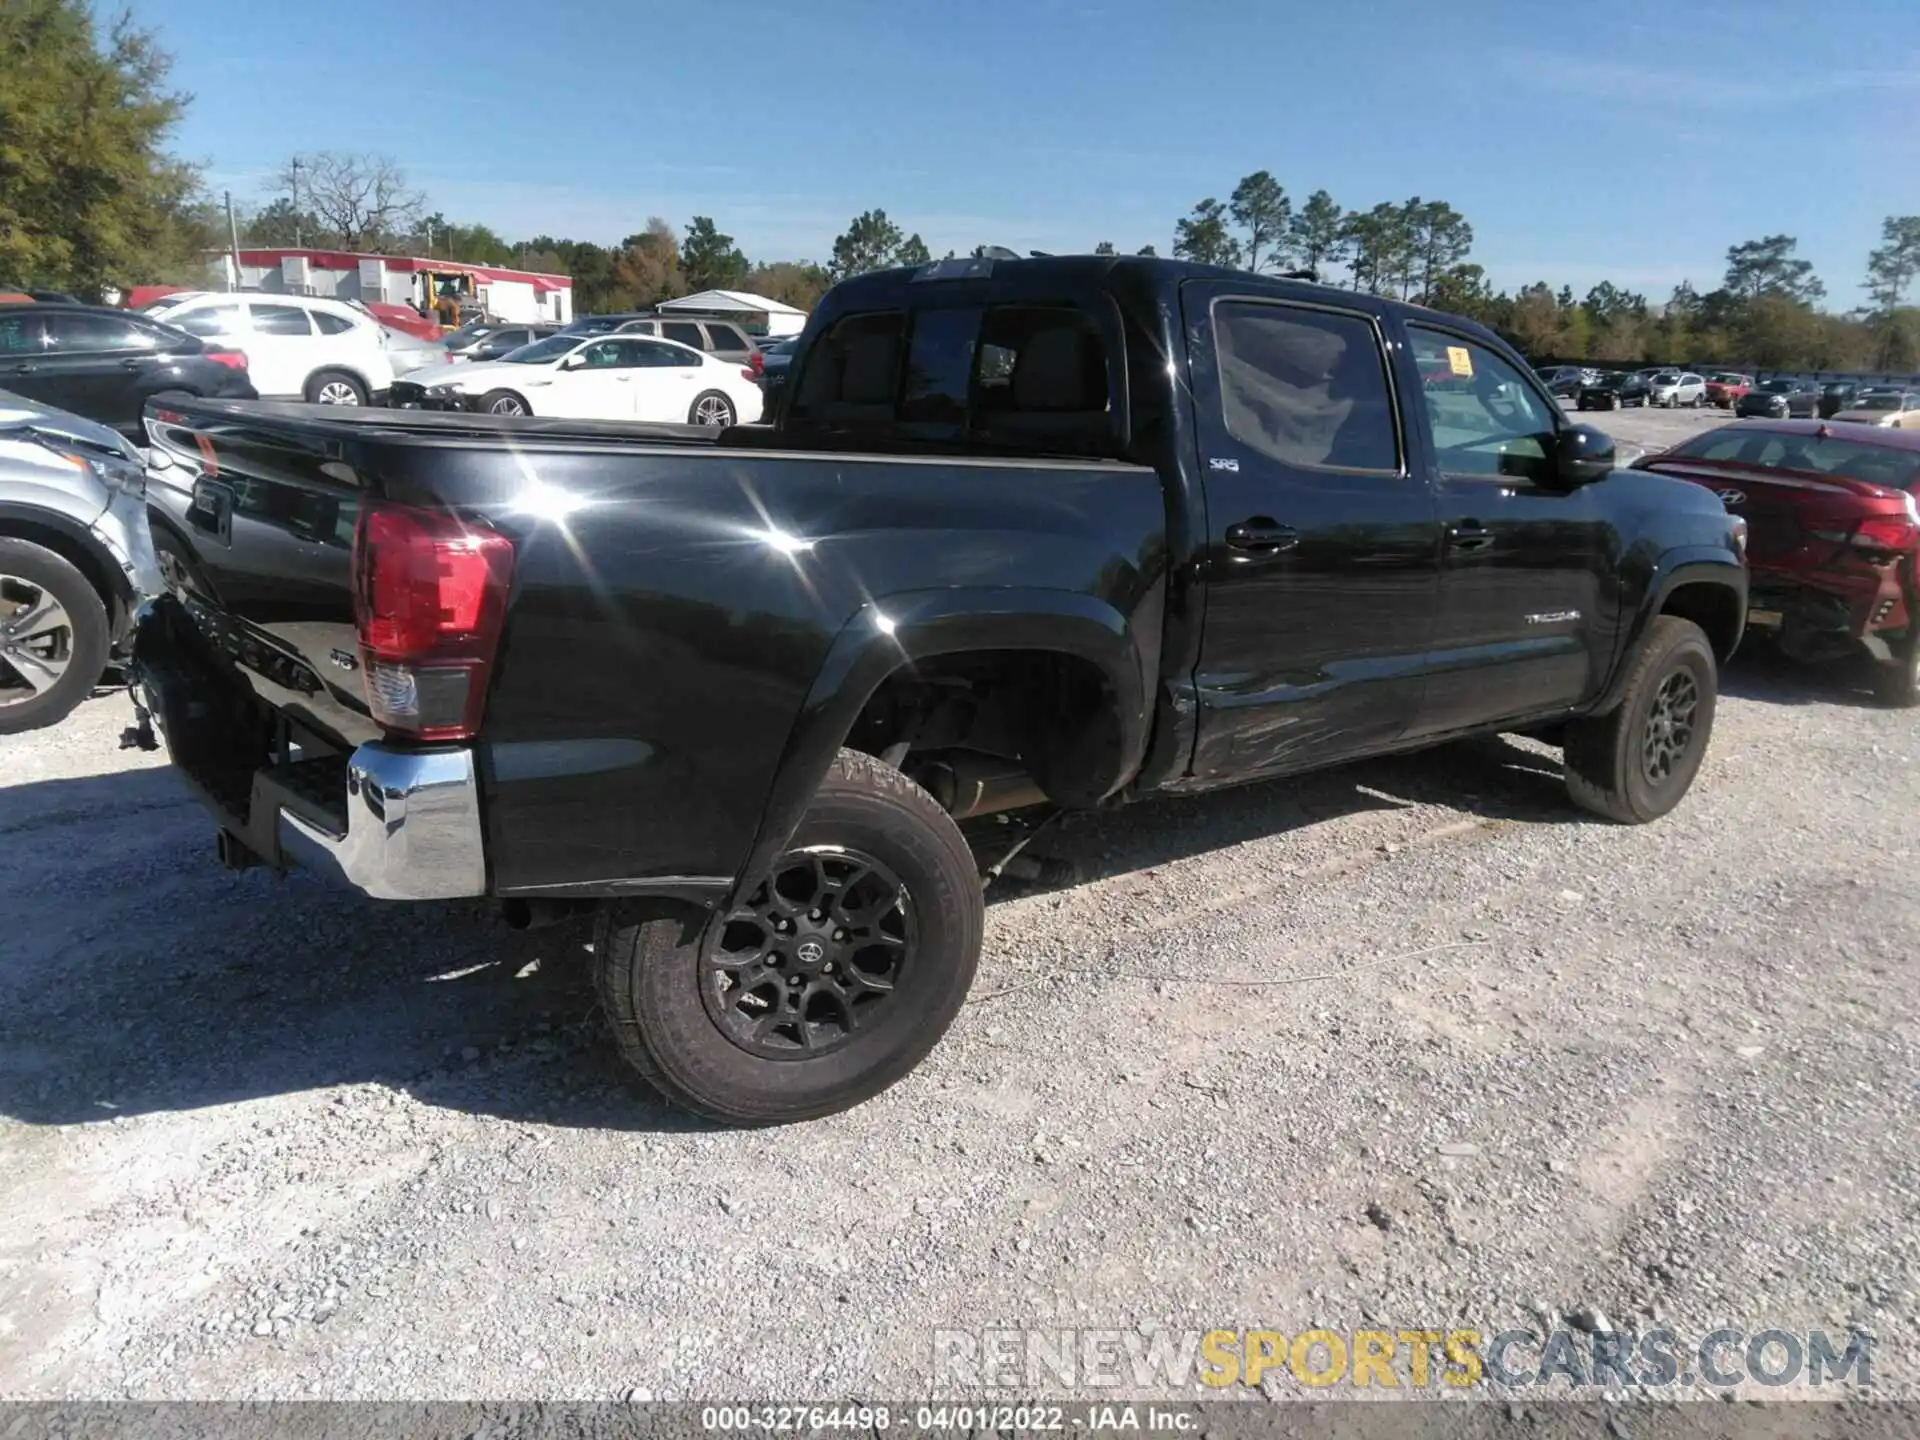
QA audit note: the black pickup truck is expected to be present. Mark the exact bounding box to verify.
[132,255,1748,1125]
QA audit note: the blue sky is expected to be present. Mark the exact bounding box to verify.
[133,0,1918,304]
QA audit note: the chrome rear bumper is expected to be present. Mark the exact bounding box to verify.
[276,745,487,901]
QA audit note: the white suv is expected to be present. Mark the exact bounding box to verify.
[146,294,394,405]
[1648,371,1706,408]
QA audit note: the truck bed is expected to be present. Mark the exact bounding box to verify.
[138,397,1169,899]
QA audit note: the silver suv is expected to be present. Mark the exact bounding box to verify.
[0,389,162,732]
[614,315,760,367]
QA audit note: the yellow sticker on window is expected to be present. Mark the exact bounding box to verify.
[1446,345,1474,377]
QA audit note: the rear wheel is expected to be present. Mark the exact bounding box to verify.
[1564,615,1716,823]
[689,390,736,427]
[306,370,367,406]
[0,537,110,735]
[479,390,530,416]
[594,749,985,1124]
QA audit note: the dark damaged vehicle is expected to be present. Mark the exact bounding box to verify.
[131,256,1748,1124]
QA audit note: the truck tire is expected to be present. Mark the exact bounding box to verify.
[594,748,985,1124]
[1563,615,1716,823]
[0,537,110,735]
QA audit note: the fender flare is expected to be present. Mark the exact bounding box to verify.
[733,587,1151,903]
[1592,549,1748,715]
[0,499,134,611]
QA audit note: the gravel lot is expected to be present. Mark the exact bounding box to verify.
[3,400,1915,1411]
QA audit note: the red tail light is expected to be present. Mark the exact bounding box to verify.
[206,349,249,370]
[1853,514,1920,553]
[351,501,515,741]
[749,351,765,376]
[1811,515,1920,556]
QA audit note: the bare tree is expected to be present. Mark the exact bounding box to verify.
[274,153,423,251]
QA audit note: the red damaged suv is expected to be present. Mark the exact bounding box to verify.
[1633,419,1920,705]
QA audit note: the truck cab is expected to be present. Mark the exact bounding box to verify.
[133,255,1748,1125]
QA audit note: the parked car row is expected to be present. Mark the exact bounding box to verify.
[390,330,765,425]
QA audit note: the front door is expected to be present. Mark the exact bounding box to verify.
[1183,284,1443,783]
[1394,322,1612,737]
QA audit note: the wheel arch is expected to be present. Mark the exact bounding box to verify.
[0,502,131,628]
[1592,553,1747,715]
[732,587,1153,904]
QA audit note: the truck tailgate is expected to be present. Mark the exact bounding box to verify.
[144,399,723,751]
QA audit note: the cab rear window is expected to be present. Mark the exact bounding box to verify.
[788,303,1115,454]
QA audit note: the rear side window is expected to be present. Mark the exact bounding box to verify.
[312,311,354,335]
[252,304,315,336]
[706,323,750,351]
[0,315,51,353]
[662,321,706,349]
[1213,301,1400,473]
[43,313,163,352]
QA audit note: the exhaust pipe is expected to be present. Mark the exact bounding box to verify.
[911,752,1049,820]
[499,897,592,930]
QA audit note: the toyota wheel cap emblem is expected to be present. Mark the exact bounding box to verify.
[796,940,825,964]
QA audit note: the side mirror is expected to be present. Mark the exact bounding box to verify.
[560,354,584,371]
[1555,423,1616,487]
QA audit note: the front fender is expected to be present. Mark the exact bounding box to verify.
[1592,548,1748,714]
[733,586,1153,903]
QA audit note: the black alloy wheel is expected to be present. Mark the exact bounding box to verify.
[701,847,914,1058]
[1641,669,1699,785]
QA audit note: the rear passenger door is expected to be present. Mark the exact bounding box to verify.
[1181,284,1443,782]
[1394,323,1612,737]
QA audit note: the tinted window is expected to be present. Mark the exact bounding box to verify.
[167,303,245,338]
[662,321,706,349]
[252,304,314,337]
[632,339,696,368]
[0,314,53,354]
[792,312,905,419]
[575,339,632,368]
[44,313,163,352]
[900,307,979,425]
[1406,325,1556,482]
[312,311,354,335]
[704,323,749,352]
[1214,302,1399,473]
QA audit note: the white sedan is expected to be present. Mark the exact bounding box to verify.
[398,333,764,426]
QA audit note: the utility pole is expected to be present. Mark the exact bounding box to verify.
[225,190,242,291]
[291,157,304,247]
